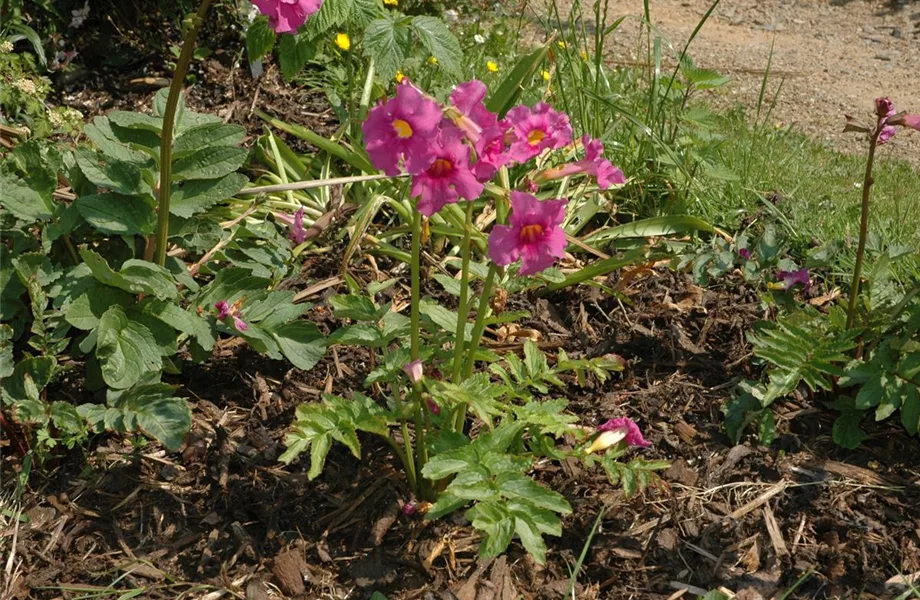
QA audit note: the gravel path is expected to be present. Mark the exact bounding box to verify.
[575,0,920,166]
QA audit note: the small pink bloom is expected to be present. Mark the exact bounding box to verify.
[536,136,625,190]
[232,315,248,332]
[488,191,568,275]
[214,301,231,320]
[777,268,810,290]
[597,417,650,448]
[878,125,897,145]
[425,397,441,415]
[875,97,895,119]
[738,248,752,260]
[505,103,572,163]
[411,127,484,216]
[402,359,424,384]
[289,207,306,244]
[252,0,322,34]
[363,84,443,176]
[402,500,418,516]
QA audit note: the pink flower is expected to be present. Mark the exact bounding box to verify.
[777,268,810,290]
[586,417,650,454]
[890,113,920,132]
[879,125,897,145]
[535,136,625,190]
[875,97,896,119]
[402,359,424,384]
[471,125,512,181]
[402,500,418,516]
[488,191,567,275]
[505,103,572,163]
[450,80,499,135]
[410,127,483,216]
[214,300,248,331]
[738,248,752,260]
[290,207,307,244]
[252,0,322,34]
[363,83,443,176]
[425,397,441,415]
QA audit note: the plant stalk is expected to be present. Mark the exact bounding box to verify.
[153,0,213,266]
[451,200,475,382]
[846,129,880,330]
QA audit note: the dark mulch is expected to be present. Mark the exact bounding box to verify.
[5,263,920,600]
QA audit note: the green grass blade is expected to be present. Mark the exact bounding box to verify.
[486,42,553,117]
[254,109,375,173]
[582,215,715,245]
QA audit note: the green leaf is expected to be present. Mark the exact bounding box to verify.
[832,411,867,449]
[304,0,354,34]
[411,16,462,77]
[50,401,85,435]
[108,111,163,133]
[246,15,276,61]
[2,356,57,401]
[80,249,178,300]
[171,146,248,182]
[63,283,134,330]
[173,123,246,158]
[118,382,191,451]
[0,325,13,378]
[95,306,163,389]
[255,109,375,173]
[271,321,326,370]
[0,168,55,222]
[328,323,386,347]
[139,298,216,351]
[901,384,920,435]
[329,294,378,321]
[486,43,552,117]
[76,148,151,196]
[363,17,410,81]
[496,473,572,514]
[758,409,776,445]
[425,493,468,520]
[513,514,547,564]
[468,503,515,558]
[854,374,884,409]
[85,119,153,166]
[170,173,247,218]
[278,33,316,81]
[583,215,716,246]
[75,193,156,235]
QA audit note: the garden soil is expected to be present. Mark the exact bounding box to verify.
[579,0,920,166]
[4,1,920,598]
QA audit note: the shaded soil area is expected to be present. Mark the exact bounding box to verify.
[5,265,920,599]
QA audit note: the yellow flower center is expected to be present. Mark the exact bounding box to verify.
[429,158,454,177]
[519,224,544,244]
[527,129,546,145]
[393,119,413,139]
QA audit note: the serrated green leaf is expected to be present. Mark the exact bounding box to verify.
[0,325,13,378]
[496,473,571,514]
[1,356,57,401]
[171,146,247,181]
[50,401,85,435]
[108,111,163,133]
[75,193,156,235]
[119,383,191,451]
[363,17,410,80]
[278,33,316,81]
[329,294,378,321]
[832,411,867,449]
[85,118,154,166]
[173,122,246,158]
[80,249,178,300]
[425,493,467,520]
[411,16,462,77]
[63,283,134,330]
[76,148,152,196]
[246,15,276,61]
[138,298,216,351]
[513,514,547,564]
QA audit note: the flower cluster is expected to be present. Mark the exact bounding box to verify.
[362,79,625,276]
[252,0,323,34]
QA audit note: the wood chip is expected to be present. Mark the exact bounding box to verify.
[726,481,788,521]
[762,505,788,557]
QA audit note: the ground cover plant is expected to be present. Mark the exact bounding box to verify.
[2,0,920,598]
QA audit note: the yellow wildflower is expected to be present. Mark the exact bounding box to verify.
[486,60,499,72]
[335,33,351,51]
[427,56,438,65]
[395,70,405,83]
[384,0,398,4]
[541,70,550,81]
[557,40,567,49]
[580,49,588,61]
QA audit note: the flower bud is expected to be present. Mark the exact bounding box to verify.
[402,360,424,384]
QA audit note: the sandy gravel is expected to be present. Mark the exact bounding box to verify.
[553,0,920,165]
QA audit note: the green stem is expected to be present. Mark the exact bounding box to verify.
[451,200,475,382]
[153,0,213,266]
[410,210,422,361]
[846,129,880,330]
[384,353,416,494]
[383,433,416,493]
[455,265,498,432]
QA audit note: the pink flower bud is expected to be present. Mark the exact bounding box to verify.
[402,360,424,384]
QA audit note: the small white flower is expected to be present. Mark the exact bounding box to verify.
[0,40,13,53]
[12,78,37,95]
[70,1,90,28]
[473,34,486,44]
[444,9,459,22]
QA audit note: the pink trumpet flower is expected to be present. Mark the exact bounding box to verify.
[363,83,443,176]
[488,191,567,275]
[252,0,323,34]
[585,417,650,454]
[505,102,573,163]
[410,127,483,216]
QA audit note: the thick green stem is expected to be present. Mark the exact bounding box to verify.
[153,0,213,266]
[846,130,880,330]
[451,201,475,382]
[410,210,422,361]
[454,265,498,432]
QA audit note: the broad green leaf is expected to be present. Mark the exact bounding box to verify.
[195,267,271,308]
[138,298,216,351]
[328,323,386,347]
[170,173,248,218]
[50,401,85,435]
[425,493,467,520]
[80,249,178,301]
[75,193,156,235]
[304,0,353,34]
[582,215,716,246]
[420,300,472,339]
[0,168,54,222]
[95,305,163,389]
[855,374,884,409]
[108,111,163,133]
[901,385,920,435]
[64,283,134,330]
[412,16,462,77]
[246,15,276,61]
[1,356,57,401]
[832,411,867,449]
[278,33,316,81]
[513,514,547,564]
[84,118,153,166]
[329,294,378,321]
[75,148,151,196]
[271,321,326,370]
[171,146,247,181]
[496,473,572,514]
[363,17,410,81]
[120,382,191,451]
[173,123,246,158]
